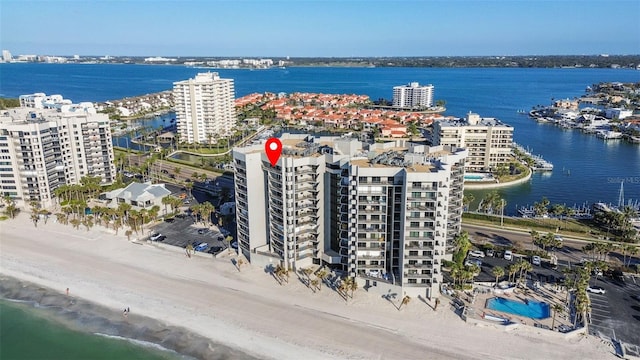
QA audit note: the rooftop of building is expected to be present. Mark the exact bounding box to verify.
[236,133,465,171]
[437,112,512,128]
[0,106,104,126]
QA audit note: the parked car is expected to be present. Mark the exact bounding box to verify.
[486,249,495,257]
[465,259,482,267]
[197,228,208,235]
[164,218,175,223]
[231,241,238,249]
[150,233,163,241]
[207,246,223,254]
[468,250,485,258]
[194,243,209,252]
[532,255,541,266]
[157,235,166,242]
[504,250,513,261]
[586,286,606,294]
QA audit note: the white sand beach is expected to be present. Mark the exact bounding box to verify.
[0,213,616,360]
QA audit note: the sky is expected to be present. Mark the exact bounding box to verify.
[1,0,639,57]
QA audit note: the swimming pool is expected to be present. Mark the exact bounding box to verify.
[486,297,550,319]
[463,172,493,182]
[464,175,485,180]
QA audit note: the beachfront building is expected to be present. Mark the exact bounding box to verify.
[2,50,12,62]
[102,182,171,211]
[0,95,116,208]
[233,134,467,299]
[393,82,434,109]
[432,112,513,173]
[173,72,237,144]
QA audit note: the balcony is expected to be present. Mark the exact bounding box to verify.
[404,263,431,269]
[404,273,432,279]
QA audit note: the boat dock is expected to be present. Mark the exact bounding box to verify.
[513,144,554,171]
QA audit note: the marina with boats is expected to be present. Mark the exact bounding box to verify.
[513,143,554,172]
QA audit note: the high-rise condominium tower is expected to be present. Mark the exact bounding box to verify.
[432,112,513,173]
[0,94,116,207]
[393,82,434,109]
[233,134,467,299]
[173,72,237,144]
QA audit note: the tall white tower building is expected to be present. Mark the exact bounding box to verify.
[392,82,434,109]
[233,134,467,299]
[2,50,12,62]
[0,94,116,208]
[173,72,237,144]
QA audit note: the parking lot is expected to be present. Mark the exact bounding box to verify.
[587,274,640,353]
[471,252,565,285]
[148,213,231,255]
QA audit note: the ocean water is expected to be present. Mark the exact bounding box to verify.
[1,63,639,213]
[0,299,180,360]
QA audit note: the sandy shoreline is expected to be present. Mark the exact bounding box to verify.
[0,276,255,359]
[0,213,617,360]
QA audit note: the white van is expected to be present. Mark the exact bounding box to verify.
[504,250,513,261]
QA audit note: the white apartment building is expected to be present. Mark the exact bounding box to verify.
[0,96,116,208]
[173,72,236,144]
[2,50,12,62]
[233,134,467,299]
[393,82,434,109]
[432,112,513,172]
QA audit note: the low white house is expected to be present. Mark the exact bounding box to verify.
[103,182,171,210]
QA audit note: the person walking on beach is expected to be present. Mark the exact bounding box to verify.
[66,288,69,296]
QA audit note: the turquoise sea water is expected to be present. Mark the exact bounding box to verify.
[0,64,639,212]
[0,300,180,360]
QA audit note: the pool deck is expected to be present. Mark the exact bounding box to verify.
[460,281,573,331]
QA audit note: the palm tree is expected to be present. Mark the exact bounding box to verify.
[399,295,411,311]
[55,212,68,225]
[519,261,532,285]
[462,192,475,211]
[125,229,133,241]
[70,218,81,230]
[237,258,245,272]
[310,279,320,292]
[492,266,505,288]
[626,246,639,267]
[200,201,215,226]
[83,216,94,231]
[302,267,314,280]
[338,280,349,302]
[316,269,329,290]
[507,264,518,284]
[128,209,140,234]
[348,277,358,298]
[434,298,441,311]
[3,196,18,219]
[551,303,564,330]
[161,196,173,215]
[185,244,194,258]
[274,264,285,285]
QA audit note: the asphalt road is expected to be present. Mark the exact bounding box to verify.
[462,223,596,264]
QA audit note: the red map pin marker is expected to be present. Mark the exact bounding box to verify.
[265,137,282,167]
